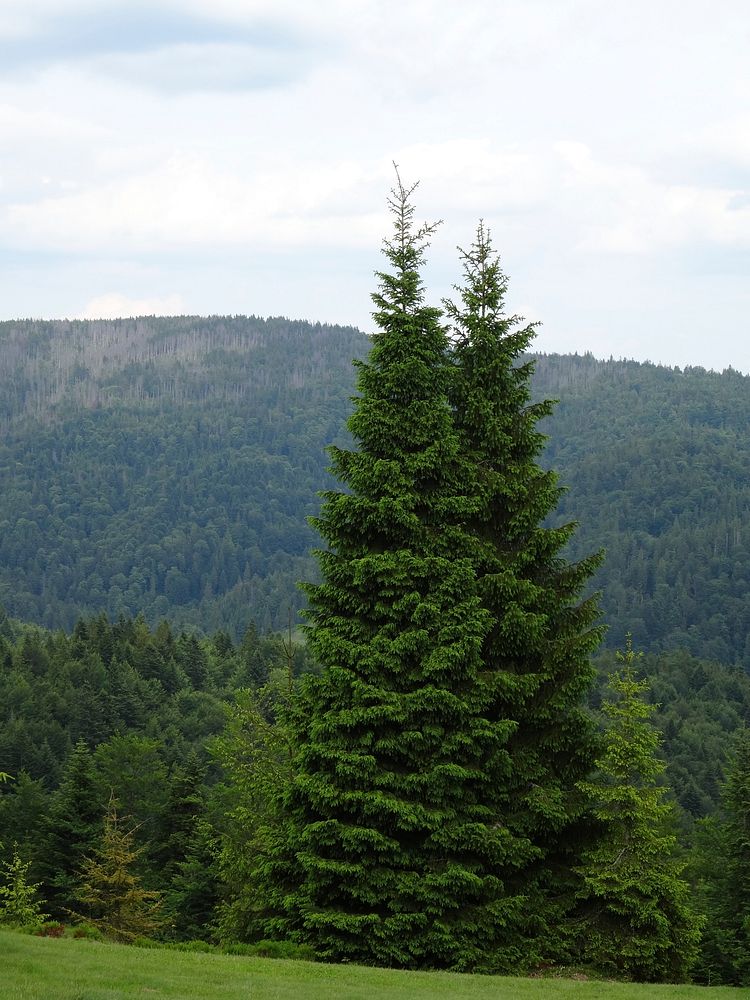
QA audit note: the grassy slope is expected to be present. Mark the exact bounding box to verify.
[2,932,743,1000]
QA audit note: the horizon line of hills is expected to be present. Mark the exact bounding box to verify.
[2,313,745,398]
[2,314,750,673]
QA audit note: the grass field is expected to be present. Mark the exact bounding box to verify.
[2,930,745,1000]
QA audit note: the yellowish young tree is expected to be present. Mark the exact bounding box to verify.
[72,795,164,942]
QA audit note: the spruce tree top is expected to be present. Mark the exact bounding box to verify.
[310,172,479,572]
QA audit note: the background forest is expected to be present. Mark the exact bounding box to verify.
[1,316,750,667]
[1,316,749,982]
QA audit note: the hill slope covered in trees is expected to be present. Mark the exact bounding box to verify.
[2,317,750,669]
[0,316,364,634]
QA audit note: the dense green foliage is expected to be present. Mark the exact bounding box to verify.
[2,606,748,980]
[445,226,603,963]
[721,727,750,982]
[538,354,750,669]
[0,609,313,934]
[0,606,306,787]
[285,184,509,969]
[690,727,750,986]
[575,640,701,981]
[3,322,750,669]
[595,648,750,821]
[272,191,604,972]
[0,315,366,635]
[211,679,298,944]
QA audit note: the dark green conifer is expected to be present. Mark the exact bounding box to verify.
[288,178,512,969]
[721,727,750,983]
[41,739,102,917]
[575,638,702,981]
[0,771,48,867]
[214,685,297,944]
[156,754,220,940]
[165,816,220,940]
[694,726,750,985]
[445,223,604,962]
[156,753,207,880]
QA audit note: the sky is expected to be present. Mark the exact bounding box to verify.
[1,0,749,371]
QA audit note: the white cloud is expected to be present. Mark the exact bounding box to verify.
[88,42,307,92]
[0,1,92,37]
[685,114,750,170]
[394,140,550,212]
[0,102,109,142]
[79,291,185,319]
[5,153,388,252]
[554,142,750,255]
[8,139,749,265]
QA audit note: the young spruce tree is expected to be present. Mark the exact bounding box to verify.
[288,178,516,969]
[575,638,702,981]
[0,847,49,930]
[445,223,604,963]
[41,739,102,918]
[72,795,164,942]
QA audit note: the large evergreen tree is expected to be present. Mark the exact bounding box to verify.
[445,223,603,960]
[279,192,607,972]
[287,178,516,969]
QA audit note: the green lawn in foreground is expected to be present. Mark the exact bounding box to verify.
[1,930,745,1000]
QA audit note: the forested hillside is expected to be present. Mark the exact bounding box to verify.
[0,316,366,634]
[537,355,750,668]
[2,317,750,669]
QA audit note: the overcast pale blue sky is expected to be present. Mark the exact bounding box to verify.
[1,0,749,370]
